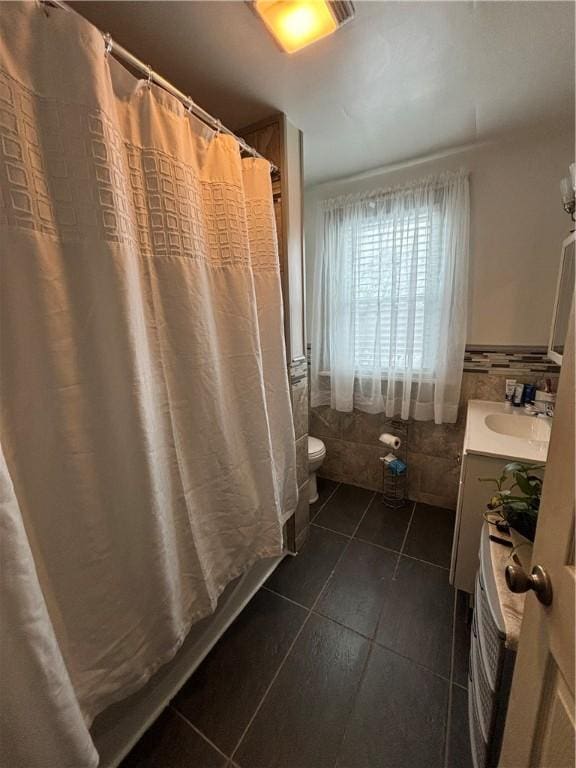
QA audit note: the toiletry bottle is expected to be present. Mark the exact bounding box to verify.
[524,384,536,404]
[505,379,516,402]
[512,383,524,407]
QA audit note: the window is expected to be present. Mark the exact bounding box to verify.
[310,171,469,423]
[347,206,442,375]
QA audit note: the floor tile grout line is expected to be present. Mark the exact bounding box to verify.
[350,491,377,539]
[156,485,454,768]
[303,498,377,768]
[309,481,341,523]
[333,639,376,768]
[309,490,376,610]
[449,590,458,686]
[263,584,454,685]
[170,706,232,763]
[309,482,339,523]
[231,488,451,766]
[311,519,451,571]
[261,584,310,611]
[443,588,459,768]
[229,610,314,765]
[395,550,450,571]
[311,521,353,539]
[309,491,382,544]
[392,501,416,580]
[230,501,365,766]
[398,500,417,556]
[179,508,452,767]
[372,565,404,641]
[444,681,455,768]
[369,636,452,685]
[357,495,405,643]
[313,607,376,643]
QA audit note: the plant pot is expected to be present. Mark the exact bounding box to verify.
[510,528,533,571]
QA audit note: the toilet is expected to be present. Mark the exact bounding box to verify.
[307,436,326,504]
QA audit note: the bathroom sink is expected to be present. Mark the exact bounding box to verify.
[465,402,549,464]
[484,413,551,442]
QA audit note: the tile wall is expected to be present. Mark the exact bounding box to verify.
[309,347,559,510]
[290,358,310,548]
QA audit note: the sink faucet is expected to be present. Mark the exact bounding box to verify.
[524,402,554,418]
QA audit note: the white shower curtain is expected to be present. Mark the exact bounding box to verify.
[0,4,297,767]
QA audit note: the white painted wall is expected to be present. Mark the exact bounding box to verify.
[304,126,574,346]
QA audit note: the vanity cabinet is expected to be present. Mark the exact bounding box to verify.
[450,400,548,594]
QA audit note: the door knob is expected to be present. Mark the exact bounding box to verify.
[505,564,553,606]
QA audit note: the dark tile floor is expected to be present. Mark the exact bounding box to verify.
[121,481,473,768]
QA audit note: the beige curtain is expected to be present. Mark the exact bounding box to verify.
[0,4,297,767]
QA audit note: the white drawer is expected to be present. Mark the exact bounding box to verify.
[475,572,504,689]
[468,668,488,768]
[471,612,496,742]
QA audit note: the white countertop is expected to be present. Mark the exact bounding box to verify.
[464,400,550,463]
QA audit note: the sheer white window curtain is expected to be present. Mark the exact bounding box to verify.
[310,170,470,424]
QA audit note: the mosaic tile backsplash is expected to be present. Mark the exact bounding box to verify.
[307,344,560,376]
[463,346,560,376]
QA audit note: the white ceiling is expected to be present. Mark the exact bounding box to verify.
[75,1,575,185]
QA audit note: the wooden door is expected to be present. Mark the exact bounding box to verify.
[499,308,575,767]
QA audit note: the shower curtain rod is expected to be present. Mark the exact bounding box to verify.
[40,0,278,173]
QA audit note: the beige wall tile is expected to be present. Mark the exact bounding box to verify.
[291,379,309,440]
[407,460,422,502]
[320,439,382,491]
[295,433,308,488]
[421,457,459,507]
[309,405,343,440]
[307,371,558,510]
[459,372,559,416]
[340,410,396,446]
[417,491,460,510]
[294,480,310,548]
[409,421,465,461]
[340,441,383,490]
[318,437,347,482]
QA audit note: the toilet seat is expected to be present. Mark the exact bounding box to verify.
[308,436,326,460]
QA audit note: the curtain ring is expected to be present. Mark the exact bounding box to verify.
[103,33,113,58]
[146,64,152,89]
[186,96,195,115]
[214,119,223,135]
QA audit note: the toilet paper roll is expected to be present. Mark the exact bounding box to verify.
[379,433,401,450]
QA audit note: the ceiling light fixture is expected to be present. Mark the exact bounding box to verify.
[252,0,355,54]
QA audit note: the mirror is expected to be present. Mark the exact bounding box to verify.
[548,232,575,365]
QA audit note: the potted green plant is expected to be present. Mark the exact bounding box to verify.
[480,462,545,569]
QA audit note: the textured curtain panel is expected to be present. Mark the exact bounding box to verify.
[310,171,470,424]
[0,5,297,767]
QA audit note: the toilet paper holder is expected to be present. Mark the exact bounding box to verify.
[380,420,409,509]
